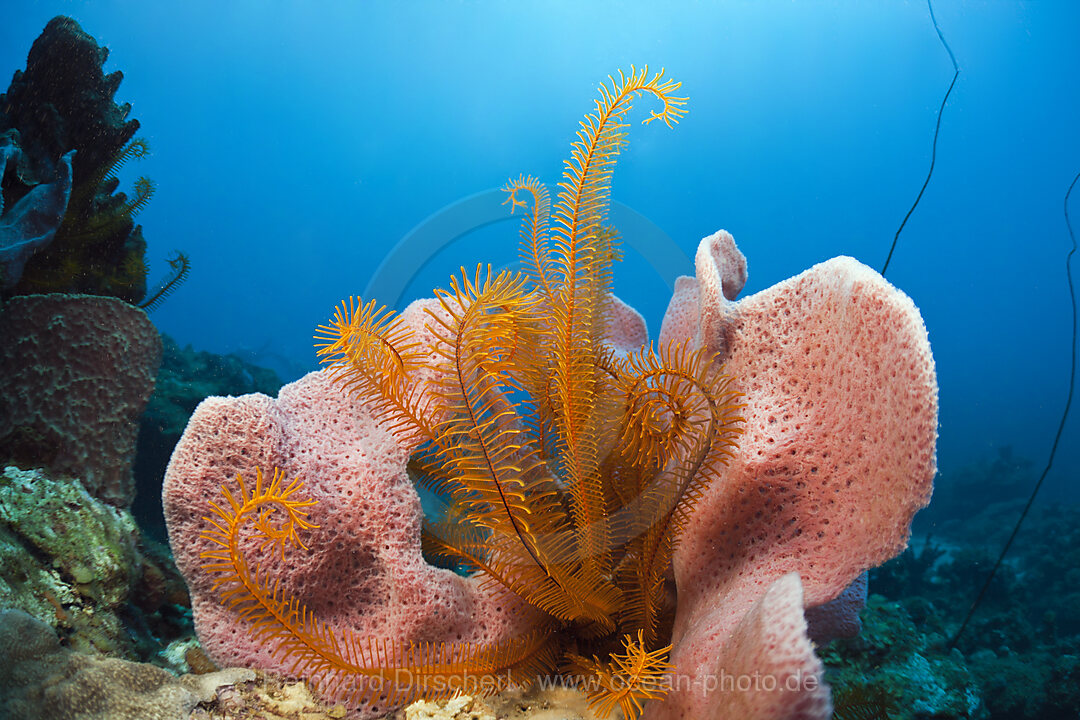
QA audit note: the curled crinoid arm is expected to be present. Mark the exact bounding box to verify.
[615,341,744,477]
[199,469,559,709]
[200,468,318,571]
[314,296,437,445]
[102,137,152,183]
[503,174,555,304]
[609,341,744,643]
[569,630,674,720]
[502,173,548,219]
[551,65,686,295]
[614,341,745,547]
[139,250,191,312]
[123,175,156,216]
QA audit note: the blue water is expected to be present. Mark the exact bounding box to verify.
[2,0,1078,498]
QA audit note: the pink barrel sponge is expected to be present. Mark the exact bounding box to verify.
[660,573,832,720]
[164,229,936,720]
[162,299,543,719]
[649,230,937,719]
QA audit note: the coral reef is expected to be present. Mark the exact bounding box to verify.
[0,465,189,663]
[0,608,253,720]
[0,17,135,187]
[188,671,351,719]
[0,293,161,506]
[853,460,1080,719]
[398,687,598,720]
[0,465,139,652]
[0,16,171,303]
[820,595,982,720]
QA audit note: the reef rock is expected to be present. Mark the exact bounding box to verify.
[0,465,189,661]
[0,608,253,720]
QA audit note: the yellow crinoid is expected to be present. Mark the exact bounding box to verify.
[201,66,743,718]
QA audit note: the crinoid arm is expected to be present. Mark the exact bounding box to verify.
[502,174,555,305]
[315,297,438,447]
[101,137,152,185]
[424,265,622,630]
[567,630,674,720]
[200,468,559,709]
[270,65,711,716]
[59,136,154,243]
[546,66,687,588]
[124,175,155,216]
[609,341,745,645]
[139,250,190,312]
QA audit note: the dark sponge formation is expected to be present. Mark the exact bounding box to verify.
[0,16,137,185]
[0,15,148,301]
[0,294,161,506]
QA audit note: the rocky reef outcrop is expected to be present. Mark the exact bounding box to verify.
[0,15,151,302]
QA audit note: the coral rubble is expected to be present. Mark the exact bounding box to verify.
[0,608,253,720]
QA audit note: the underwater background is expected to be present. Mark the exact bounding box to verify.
[2,0,1079,482]
[1,2,1079,719]
[3,1,1078,486]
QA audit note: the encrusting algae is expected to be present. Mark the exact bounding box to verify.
[198,66,745,719]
